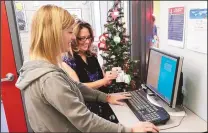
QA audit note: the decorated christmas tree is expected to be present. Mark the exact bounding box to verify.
[98,0,139,93]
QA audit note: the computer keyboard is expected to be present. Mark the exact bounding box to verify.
[125,89,170,125]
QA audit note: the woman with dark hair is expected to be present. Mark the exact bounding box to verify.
[62,20,120,123]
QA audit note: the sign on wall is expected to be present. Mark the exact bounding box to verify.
[186,8,207,54]
[66,8,82,20]
[167,7,185,48]
[14,2,28,32]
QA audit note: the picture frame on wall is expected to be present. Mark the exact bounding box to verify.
[66,8,82,20]
[14,1,28,32]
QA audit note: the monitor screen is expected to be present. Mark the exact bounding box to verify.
[146,48,182,106]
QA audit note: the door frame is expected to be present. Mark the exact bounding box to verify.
[5,1,24,71]
[4,1,33,132]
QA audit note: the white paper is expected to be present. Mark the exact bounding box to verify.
[112,67,122,73]
[112,67,124,82]
[186,5,207,54]
[116,70,124,83]
[123,74,131,84]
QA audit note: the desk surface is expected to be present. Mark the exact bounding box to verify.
[110,103,207,132]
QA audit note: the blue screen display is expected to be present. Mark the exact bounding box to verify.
[158,56,177,102]
[146,50,178,104]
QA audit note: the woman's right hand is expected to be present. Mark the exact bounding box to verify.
[103,71,117,86]
[131,122,159,132]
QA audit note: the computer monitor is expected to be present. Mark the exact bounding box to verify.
[146,48,183,108]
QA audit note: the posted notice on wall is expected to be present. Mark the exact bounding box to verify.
[168,7,185,48]
[186,8,207,54]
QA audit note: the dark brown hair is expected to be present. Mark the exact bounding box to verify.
[70,20,94,57]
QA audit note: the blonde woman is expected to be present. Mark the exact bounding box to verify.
[15,5,159,132]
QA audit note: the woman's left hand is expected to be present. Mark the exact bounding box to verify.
[107,92,131,105]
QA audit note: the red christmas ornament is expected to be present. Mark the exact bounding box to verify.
[98,34,108,51]
[104,33,109,37]
[99,34,107,42]
[98,42,107,51]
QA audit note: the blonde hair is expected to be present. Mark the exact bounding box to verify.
[69,20,94,57]
[29,5,75,65]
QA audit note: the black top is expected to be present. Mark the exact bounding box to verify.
[63,52,107,92]
[63,52,119,123]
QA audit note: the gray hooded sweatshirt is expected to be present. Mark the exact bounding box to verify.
[15,60,131,132]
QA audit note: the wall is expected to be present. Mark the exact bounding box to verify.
[14,1,129,67]
[15,1,96,61]
[159,1,207,121]
[153,1,160,26]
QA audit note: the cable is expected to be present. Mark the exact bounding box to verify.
[160,105,186,131]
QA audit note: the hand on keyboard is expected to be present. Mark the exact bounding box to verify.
[107,92,131,105]
[131,122,159,133]
[126,90,170,125]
